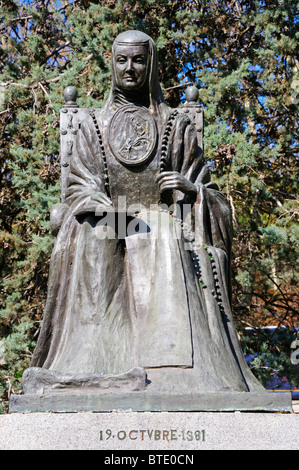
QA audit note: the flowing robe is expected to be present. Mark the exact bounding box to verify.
[31,101,263,394]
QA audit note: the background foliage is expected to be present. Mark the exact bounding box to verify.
[0,0,298,412]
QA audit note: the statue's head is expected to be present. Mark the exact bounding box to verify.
[112,30,150,92]
[110,30,164,108]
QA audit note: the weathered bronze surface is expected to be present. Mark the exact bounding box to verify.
[9,30,292,412]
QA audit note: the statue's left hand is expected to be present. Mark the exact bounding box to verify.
[155,171,197,197]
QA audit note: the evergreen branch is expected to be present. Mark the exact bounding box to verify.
[56,0,79,14]
[7,16,33,22]
[0,52,94,89]
[38,82,52,103]
[270,194,283,208]
[40,41,71,66]
[162,81,193,91]
[273,189,297,200]
[0,81,32,89]
[229,194,241,231]
[249,291,298,316]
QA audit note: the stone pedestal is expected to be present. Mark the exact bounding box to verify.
[1,407,298,450]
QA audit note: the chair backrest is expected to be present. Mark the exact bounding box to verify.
[59,86,204,203]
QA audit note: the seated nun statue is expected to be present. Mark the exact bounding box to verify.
[14,30,276,413]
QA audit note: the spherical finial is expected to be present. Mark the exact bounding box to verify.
[64,86,78,105]
[185,86,199,104]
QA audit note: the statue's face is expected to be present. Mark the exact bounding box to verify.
[114,44,149,91]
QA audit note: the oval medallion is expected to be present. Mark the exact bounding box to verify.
[108,106,157,166]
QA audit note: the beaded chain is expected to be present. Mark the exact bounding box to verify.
[207,249,223,308]
[191,250,207,290]
[159,109,178,173]
[191,244,224,312]
[89,109,111,198]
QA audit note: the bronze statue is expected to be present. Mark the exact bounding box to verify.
[9,30,292,412]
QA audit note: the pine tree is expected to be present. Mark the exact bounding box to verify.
[0,0,298,412]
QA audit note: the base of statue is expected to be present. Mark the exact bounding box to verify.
[9,390,292,413]
[8,367,292,413]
